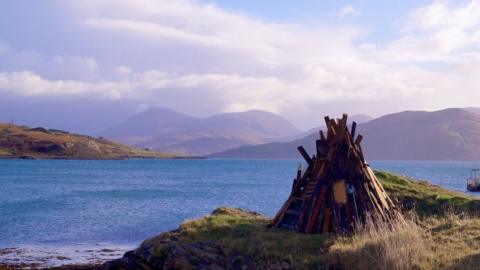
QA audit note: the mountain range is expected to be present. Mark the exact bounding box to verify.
[211,108,480,161]
[100,108,302,156]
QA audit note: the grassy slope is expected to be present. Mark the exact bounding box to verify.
[377,171,480,216]
[120,171,480,270]
[0,123,174,159]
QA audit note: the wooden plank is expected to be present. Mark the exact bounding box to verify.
[317,139,328,157]
[354,134,363,145]
[329,119,339,133]
[271,196,295,226]
[322,208,331,233]
[333,179,347,204]
[304,186,327,233]
[297,146,312,165]
[356,185,369,213]
[364,182,386,218]
[291,179,297,192]
[324,116,331,128]
[319,130,326,140]
[368,167,395,208]
[365,166,390,210]
[351,121,357,139]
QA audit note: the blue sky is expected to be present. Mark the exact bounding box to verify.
[0,0,480,132]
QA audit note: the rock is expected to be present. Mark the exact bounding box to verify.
[102,236,291,270]
[103,240,227,270]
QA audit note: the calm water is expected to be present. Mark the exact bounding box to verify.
[1,159,479,248]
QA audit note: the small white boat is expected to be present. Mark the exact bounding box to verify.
[467,169,480,192]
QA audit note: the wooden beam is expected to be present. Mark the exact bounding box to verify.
[304,186,327,233]
[354,134,363,145]
[297,146,312,165]
[351,121,357,139]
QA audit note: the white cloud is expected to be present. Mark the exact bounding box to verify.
[0,71,127,99]
[378,1,480,63]
[2,0,480,128]
[338,5,361,18]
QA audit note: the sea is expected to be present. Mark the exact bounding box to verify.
[0,159,479,266]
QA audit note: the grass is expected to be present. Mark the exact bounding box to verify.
[144,207,332,269]
[137,171,480,270]
[328,211,432,270]
[376,171,480,216]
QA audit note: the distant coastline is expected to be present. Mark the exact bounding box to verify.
[0,122,176,160]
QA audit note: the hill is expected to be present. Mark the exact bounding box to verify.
[100,172,480,270]
[100,108,301,156]
[212,108,480,161]
[273,114,373,142]
[0,123,173,159]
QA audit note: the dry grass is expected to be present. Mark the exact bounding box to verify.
[328,211,433,270]
[425,212,480,269]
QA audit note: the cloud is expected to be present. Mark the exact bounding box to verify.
[377,1,480,63]
[2,0,480,128]
[338,5,361,18]
[0,71,125,99]
[0,47,99,81]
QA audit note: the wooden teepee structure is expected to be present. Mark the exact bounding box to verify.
[271,114,397,234]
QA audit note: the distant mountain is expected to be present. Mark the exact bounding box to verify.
[0,123,173,159]
[211,108,480,161]
[100,107,199,145]
[100,108,301,156]
[276,114,373,142]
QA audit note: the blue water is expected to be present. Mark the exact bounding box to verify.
[0,159,479,248]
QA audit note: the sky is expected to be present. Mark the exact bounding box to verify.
[1,0,480,132]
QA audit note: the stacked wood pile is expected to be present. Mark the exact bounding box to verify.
[271,114,398,234]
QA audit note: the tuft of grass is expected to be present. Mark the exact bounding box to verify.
[328,211,433,270]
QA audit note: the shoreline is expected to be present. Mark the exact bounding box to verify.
[0,243,134,269]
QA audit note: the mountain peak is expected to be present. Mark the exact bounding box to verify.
[100,107,300,156]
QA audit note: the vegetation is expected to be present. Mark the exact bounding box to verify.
[377,171,480,216]
[0,123,175,159]
[121,171,480,270]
